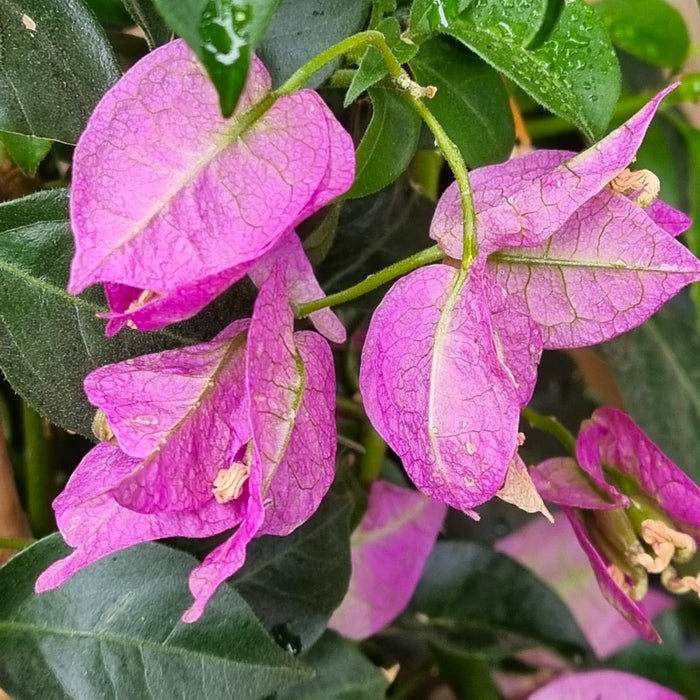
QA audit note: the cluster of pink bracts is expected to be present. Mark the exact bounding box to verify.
[36,37,700,657]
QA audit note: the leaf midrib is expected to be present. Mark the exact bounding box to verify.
[0,621,303,674]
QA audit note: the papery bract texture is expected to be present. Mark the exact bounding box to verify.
[529,670,684,700]
[429,86,700,350]
[70,39,354,331]
[360,264,520,513]
[248,230,346,343]
[329,481,445,640]
[432,86,677,257]
[496,517,673,658]
[489,190,700,348]
[531,456,628,510]
[578,408,700,532]
[37,267,337,623]
[563,506,661,643]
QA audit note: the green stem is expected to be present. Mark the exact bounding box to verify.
[399,93,477,267]
[275,30,404,97]
[22,404,54,536]
[0,536,33,550]
[336,395,366,420]
[521,406,576,455]
[296,245,444,317]
[358,423,387,485]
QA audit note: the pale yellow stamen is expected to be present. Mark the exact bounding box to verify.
[610,168,660,208]
[91,409,115,443]
[661,567,700,596]
[126,289,162,313]
[608,563,647,600]
[212,462,250,504]
[642,519,696,565]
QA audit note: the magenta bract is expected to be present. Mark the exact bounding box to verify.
[360,86,699,517]
[529,670,684,700]
[329,481,446,640]
[69,40,354,334]
[36,266,337,621]
[360,263,521,513]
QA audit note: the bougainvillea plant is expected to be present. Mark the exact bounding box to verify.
[0,1,699,697]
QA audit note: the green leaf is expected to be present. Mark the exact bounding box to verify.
[0,131,51,175]
[231,492,353,651]
[0,535,309,699]
[0,190,254,437]
[344,17,417,107]
[122,0,172,48]
[410,541,590,658]
[0,0,120,144]
[595,0,689,69]
[277,631,388,700]
[302,202,342,266]
[428,0,621,140]
[258,0,371,87]
[599,299,700,485]
[348,88,421,199]
[152,0,280,116]
[83,0,133,25]
[409,36,514,167]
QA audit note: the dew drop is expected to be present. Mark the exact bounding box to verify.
[466,442,476,455]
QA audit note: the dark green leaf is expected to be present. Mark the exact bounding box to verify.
[123,0,172,48]
[595,0,689,69]
[277,632,388,700]
[153,0,279,116]
[231,493,353,650]
[0,190,254,437]
[344,17,418,107]
[0,131,51,175]
[0,0,120,143]
[410,36,514,167]
[599,299,700,484]
[84,0,133,26]
[410,541,590,658]
[302,202,342,266]
[430,646,499,700]
[348,88,421,199]
[369,0,396,28]
[258,0,371,87]
[428,0,620,140]
[0,535,308,699]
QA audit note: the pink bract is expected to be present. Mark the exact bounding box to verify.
[529,670,684,700]
[69,39,354,333]
[36,266,337,622]
[496,517,674,658]
[329,480,446,639]
[360,86,700,517]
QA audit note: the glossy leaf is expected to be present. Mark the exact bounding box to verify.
[232,492,353,650]
[433,0,620,140]
[152,0,279,115]
[258,0,371,86]
[409,36,514,167]
[0,536,308,699]
[348,88,421,199]
[0,190,252,437]
[277,632,388,700]
[599,300,700,485]
[411,541,591,658]
[122,0,172,48]
[0,0,120,143]
[595,0,689,69]
[0,131,51,175]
